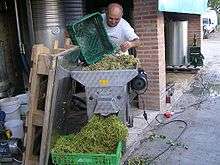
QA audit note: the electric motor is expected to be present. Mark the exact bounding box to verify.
[130,68,148,93]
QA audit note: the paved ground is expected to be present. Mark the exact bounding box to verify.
[123,31,220,165]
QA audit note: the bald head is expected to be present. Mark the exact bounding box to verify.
[107,3,123,16]
[106,3,123,27]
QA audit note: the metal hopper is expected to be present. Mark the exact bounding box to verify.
[70,69,138,124]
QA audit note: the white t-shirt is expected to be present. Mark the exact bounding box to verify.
[102,14,139,49]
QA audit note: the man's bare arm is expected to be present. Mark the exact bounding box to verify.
[120,38,140,52]
[130,38,140,48]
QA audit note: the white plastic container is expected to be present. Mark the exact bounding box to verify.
[5,119,24,139]
[15,93,28,104]
[0,97,19,109]
[0,97,21,121]
[15,93,29,116]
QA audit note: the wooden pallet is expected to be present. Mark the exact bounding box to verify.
[166,65,200,73]
[23,44,76,165]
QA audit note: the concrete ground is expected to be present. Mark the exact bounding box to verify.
[123,31,220,165]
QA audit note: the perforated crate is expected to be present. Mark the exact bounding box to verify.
[66,12,115,64]
[51,141,122,165]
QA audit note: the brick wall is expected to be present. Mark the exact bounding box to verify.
[133,0,166,111]
[188,14,201,46]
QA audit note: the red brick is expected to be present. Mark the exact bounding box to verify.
[134,0,166,111]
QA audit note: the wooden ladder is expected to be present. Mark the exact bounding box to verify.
[23,44,76,165]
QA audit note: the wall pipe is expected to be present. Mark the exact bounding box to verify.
[14,0,30,84]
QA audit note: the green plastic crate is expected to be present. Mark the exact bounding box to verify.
[66,12,115,64]
[51,142,122,165]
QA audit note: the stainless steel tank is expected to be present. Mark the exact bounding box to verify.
[165,21,188,66]
[63,0,84,24]
[31,0,65,49]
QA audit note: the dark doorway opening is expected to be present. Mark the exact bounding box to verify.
[85,0,134,26]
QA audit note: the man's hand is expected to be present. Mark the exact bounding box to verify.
[120,41,132,52]
[120,39,140,52]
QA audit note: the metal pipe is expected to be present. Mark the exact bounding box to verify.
[14,0,30,87]
[14,0,24,54]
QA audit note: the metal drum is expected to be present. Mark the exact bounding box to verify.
[165,21,188,66]
[63,0,84,24]
[31,0,65,49]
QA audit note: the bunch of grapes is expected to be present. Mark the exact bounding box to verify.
[84,53,139,71]
[52,115,128,154]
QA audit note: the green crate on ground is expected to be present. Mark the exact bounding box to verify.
[51,141,122,165]
[66,12,115,64]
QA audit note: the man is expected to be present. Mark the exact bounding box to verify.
[102,3,140,52]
